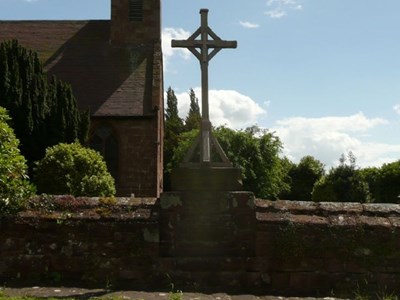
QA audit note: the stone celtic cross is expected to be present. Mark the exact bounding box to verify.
[172,9,237,166]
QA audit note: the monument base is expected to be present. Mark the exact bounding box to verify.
[170,166,243,191]
[159,191,255,257]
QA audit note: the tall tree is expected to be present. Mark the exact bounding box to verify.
[164,87,184,174]
[0,40,89,170]
[165,86,182,123]
[185,88,201,131]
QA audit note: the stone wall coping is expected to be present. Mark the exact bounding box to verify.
[255,199,400,216]
[2,195,160,223]
[4,196,400,227]
[255,199,400,227]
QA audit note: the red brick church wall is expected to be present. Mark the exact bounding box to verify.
[91,116,161,198]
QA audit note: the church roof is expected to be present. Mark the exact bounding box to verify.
[0,20,159,117]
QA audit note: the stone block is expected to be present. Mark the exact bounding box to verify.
[359,216,391,228]
[329,214,358,226]
[274,200,318,213]
[170,167,242,191]
[319,202,363,215]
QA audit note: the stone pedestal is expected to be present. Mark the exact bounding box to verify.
[170,166,243,191]
[159,191,255,257]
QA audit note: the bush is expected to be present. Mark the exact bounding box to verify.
[0,107,35,214]
[34,142,115,197]
[312,152,370,203]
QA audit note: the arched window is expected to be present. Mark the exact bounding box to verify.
[89,126,119,179]
[129,0,143,22]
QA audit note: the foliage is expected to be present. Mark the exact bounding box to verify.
[169,125,289,199]
[184,88,201,131]
[0,107,35,214]
[360,166,380,202]
[169,291,183,300]
[374,160,400,203]
[312,152,371,203]
[0,40,89,171]
[216,126,290,199]
[164,87,184,175]
[167,129,199,171]
[34,142,115,197]
[282,155,325,201]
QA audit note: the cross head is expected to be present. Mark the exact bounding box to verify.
[172,9,237,165]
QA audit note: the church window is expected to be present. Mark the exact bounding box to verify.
[89,126,119,180]
[129,0,143,22]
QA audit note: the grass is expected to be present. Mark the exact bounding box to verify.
[353,285,400,300]
[168,290,183,300]
[354,293,400,300]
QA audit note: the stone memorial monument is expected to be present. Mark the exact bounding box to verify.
[160,9,255,260]
[169,9,242,191]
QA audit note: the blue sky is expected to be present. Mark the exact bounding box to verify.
[1,0,400,168]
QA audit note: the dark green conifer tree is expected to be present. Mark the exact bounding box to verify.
[164,87,184,185]
[185,88,201,131]
[0,40,89,171]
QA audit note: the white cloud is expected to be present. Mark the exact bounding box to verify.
[175,88,266,129]
[272,113,399,168]
[239,21,260,29]
[394,104,400,115]
[265,0,303,19]
[162,27,191,70]
[264,9,287,19]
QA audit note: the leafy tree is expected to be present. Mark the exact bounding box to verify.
[282,156,325,201]
[169,126,289,199]
[0,40,89,171]
[167,129,199,170]
[375,160,400,203]
[312,152,371,203]
[360,166,380,202]
[185,88,201,131]
[34,142,115,197]
[0,107,35,214]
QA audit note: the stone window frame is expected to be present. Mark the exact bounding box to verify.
[89,124,119,180]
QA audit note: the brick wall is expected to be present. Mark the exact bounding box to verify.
[91,117,161,197]
[111,0,161,45]
[1,196,400,297]
[0,197,160,288]
[254,200,400,296]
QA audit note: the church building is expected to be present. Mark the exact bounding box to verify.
[0,0,164,197]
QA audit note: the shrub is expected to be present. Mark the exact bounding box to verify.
[0,107,35,214]
[0,40,89,172]
[34,142,115,197]
[312,152,370,203]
